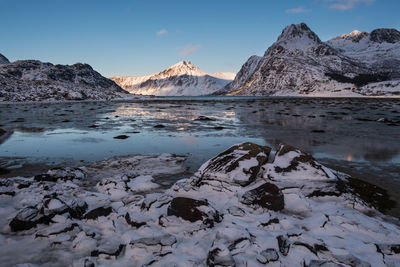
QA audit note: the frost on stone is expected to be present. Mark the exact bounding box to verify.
[0,145,400,266]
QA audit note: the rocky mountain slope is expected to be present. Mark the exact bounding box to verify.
[222,23,400,96]
[0,53,9,64]
[0,59,132,102]
[111,61,235,96]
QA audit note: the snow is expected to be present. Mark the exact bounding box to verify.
[1,142,399,265]
[110,61,235,96]
[222,23,400,97]
[0,60,133,102]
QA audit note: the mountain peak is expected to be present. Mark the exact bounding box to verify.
[268,23,322,54]
[0,53,10,64]
[277,23,321,44]
[164,60,205,76]
[171,60,196,69]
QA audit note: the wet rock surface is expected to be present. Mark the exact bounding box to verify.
[0,143,399,266]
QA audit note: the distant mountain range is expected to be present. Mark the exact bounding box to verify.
[1,23,399,101]
[111,61,235,96]
[222,23,400,96]
[0,59,131,102]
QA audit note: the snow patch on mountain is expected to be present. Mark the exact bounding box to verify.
[111,61,235,96]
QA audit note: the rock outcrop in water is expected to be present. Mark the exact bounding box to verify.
[0,60,132,102]
[0,144,399,266]
[221,23,400,96]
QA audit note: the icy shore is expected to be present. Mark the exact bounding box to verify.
[0,143,399,266]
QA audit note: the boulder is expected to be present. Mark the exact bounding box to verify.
[167,197,221,227]
[197,142,271,186]
[241,183,284,211]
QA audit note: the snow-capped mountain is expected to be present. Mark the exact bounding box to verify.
[0,60,132,102]
[327,28,400,73]
[0,53,9,64]
[111,61,235,96]
[221,23,400,96]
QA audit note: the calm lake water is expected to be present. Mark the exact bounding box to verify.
[1,97,400,216]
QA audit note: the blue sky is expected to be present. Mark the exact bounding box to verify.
[1,0,399,77]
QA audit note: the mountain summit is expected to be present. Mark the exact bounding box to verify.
[221,22,400,96]
[111,62,235,96]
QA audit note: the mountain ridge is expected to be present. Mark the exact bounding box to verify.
[0,59,132,102]
[221,23,400,96]
[111,61,235,96]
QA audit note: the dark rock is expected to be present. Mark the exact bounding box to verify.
[125,212,146,228]
[113,135,129,139]
[311,129,325,133]
[259,217,280,227]
[206,245,235,266]
[257,248,279,264]
[9,207,53,232]
[347,177,396,213]
[195,116,216,121]
[214,126,224,130]
[91,244,125,257]
[277,235,290,256]
[0,167,10,175]
[34,174,58,182]
[68,199,88,219]
[0,128,5,136]
[130,235,177,247]
[241,183,284,211]
[167,197,220,227]
[376,244,400,255]
[154,124,165,128]
[84,206,112,220]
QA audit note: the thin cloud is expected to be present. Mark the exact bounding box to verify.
[285,7,310,14]
[328,0,375,10]
[179,44,201,56]
[156,29,168,36]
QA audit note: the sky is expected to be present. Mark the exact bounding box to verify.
[1,0,399,77]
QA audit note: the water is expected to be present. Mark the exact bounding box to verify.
[1,97,400,216]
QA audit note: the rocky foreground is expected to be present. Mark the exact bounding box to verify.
[0,143,399,266]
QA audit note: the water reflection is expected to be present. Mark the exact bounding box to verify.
[0,97,399,171]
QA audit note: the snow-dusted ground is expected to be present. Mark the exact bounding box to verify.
[0,143,399,266]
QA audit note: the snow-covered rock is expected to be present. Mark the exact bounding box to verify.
[221,23,400,96]
[0,53,9,64]
[111,61,236,96]
[1,143,399,266]
[0,60,133,102]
